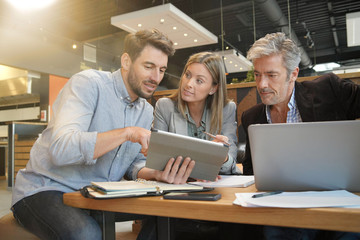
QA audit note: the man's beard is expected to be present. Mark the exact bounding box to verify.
[127,67,158,99]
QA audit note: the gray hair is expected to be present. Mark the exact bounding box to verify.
[247,32,301,79]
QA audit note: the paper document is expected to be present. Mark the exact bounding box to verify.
[189,175,255,188]
[233,190,360,208]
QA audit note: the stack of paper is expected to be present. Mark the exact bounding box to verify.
[233,190,360,208]
[189,175,255,188]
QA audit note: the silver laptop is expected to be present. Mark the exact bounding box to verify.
[248,120,360,191]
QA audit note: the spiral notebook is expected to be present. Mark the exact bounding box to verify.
[81,179,208,199]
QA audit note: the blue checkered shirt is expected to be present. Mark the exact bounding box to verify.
[266,88,302,123]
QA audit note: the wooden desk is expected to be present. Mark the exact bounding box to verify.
[64,186,360,240]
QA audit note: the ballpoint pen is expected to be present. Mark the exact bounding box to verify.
[251,191,283,198]
[203,131,230,146]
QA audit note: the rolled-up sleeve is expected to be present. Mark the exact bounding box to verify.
[47,72,100,166]
[126,153,146,180]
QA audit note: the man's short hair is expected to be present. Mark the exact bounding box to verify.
[124,29,175,61]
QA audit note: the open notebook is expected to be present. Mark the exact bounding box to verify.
[81,179,207,199]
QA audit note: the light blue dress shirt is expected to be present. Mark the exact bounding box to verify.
[12,69,152,206]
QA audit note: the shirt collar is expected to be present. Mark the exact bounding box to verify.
[287,87,296,110]
[185,105,208,126]
[266,87,296,123]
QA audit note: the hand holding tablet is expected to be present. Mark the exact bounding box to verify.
[145,129,229,181]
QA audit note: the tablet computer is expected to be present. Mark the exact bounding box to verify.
[145,129,229,181]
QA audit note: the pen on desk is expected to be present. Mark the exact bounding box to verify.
[252,191,283,198]
[203,131,230,146]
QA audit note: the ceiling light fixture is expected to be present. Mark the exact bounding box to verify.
[217,0,250,74]
[214,49,252,73]
[313,62,340,72]
[6,0,56,11]
[111,3,217,49]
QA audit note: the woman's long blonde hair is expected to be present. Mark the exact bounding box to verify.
[170,51,229,134]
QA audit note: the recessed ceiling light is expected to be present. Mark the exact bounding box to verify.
[137,24,142,27]
[173,26,177,30]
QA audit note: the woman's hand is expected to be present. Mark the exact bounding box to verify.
[211,135,229,146]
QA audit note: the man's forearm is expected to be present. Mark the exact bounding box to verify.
[93,128,129,159]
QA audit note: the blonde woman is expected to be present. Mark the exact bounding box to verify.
[153,51,240,175]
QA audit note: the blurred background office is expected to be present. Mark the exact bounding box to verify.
[1,1,360,238]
